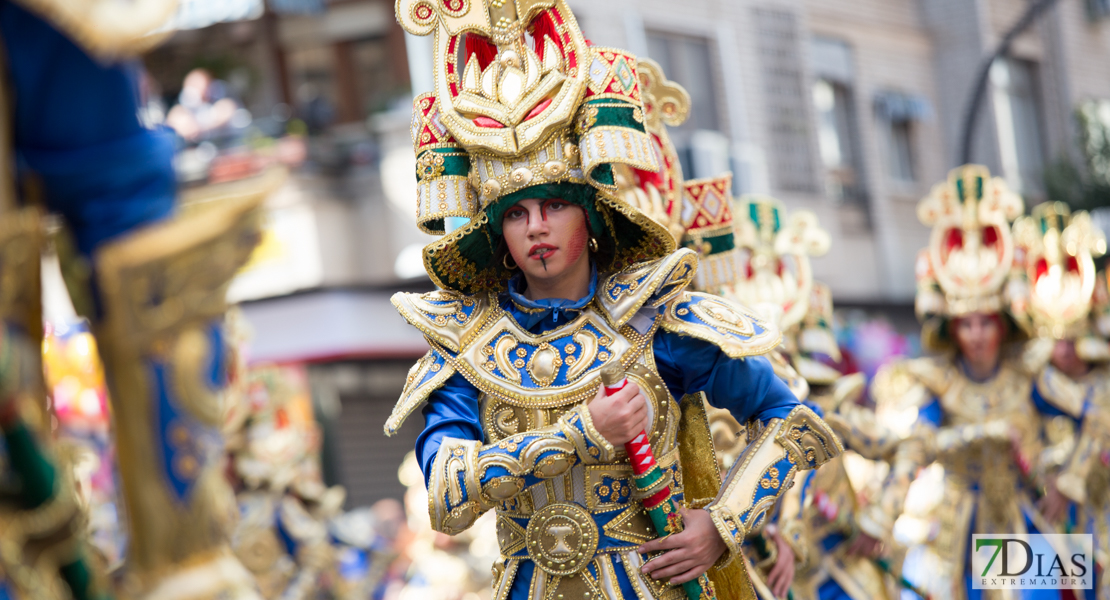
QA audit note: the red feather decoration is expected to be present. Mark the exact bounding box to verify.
[465,33,497,70]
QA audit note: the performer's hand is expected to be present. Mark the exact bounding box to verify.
[846,532,884,558]
[764,525,795,598]
[1037,480,1070,525]
[638,508,725,585]
[588,382,649,446]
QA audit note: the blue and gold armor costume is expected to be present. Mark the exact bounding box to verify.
[1054,364,1110,600]
[387,251,841,599]
[386,3,842,597]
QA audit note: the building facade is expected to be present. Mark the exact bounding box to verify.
[557,0,1110,302]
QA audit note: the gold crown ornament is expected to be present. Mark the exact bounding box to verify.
[411,93,480,234]
[397,0,673,293]
[677,174,742,293]
[728,195,830,329]
[612,57,690,243]
[915,164,1024,321]
[1010,202,1107,340]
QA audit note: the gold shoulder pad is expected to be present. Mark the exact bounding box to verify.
[1034,366,1086,419]
[596,248,697,327]
[384,350,456,436]
[15,0,177,58]
[391,290,493,354]
[1076,336,1110,363]
[871,357,947,412]
[658,292,781,359]
[823,373,903,460]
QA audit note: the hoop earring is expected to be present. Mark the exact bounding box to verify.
[589,237,598,252]
[503,253,518,270]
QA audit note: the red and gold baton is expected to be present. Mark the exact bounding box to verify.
[600,364,716,600]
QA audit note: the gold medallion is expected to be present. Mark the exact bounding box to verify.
[525,503,599,576]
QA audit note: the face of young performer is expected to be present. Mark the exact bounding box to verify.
[501,197,592,300]
[1051,339,1090,379]
[953,312,1003,378]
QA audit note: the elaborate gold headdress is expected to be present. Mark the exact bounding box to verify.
[1010,202,1107,339]
[613,57,690,243]
[399,0,674,293]
[729,195,830,329]
[914,164,1023,321]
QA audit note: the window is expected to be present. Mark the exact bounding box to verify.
[755,8,819,193]
[874,91,931,183]
[1090,0,1110,20]
[645,31,720,133]
[809,37,864,204]
[645,31,722,177]
[886,120,915,182]
[991,58,1046,197]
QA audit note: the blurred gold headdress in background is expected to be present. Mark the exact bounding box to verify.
[914,164,1024,320]
[1010,201,1106,340]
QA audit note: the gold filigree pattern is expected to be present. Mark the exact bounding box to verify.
[706,406,842,567]
[659,292,781,359]
[597,248,697,327]
[396,0,590,156]
[525,503,599,576]
[384,350,457,436]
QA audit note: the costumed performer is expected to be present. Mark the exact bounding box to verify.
[382,1,843,598]
[1010,203,1110,599]
[675,182,904,600]
[869,164,1065,600]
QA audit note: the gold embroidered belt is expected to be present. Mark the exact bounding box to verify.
[495,448,679,576]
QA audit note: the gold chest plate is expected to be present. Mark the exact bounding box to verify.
[480,352,678,455]
[452,307,653,409]
[937,364,1033,426]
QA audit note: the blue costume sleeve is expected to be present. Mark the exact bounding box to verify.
[415,359,616,533]
[415,371,483,483]
[918,398,943,428]
[653,329,801,424]
[415,367,612,494]
[1031,384,1087,423]
[0,2,175,256]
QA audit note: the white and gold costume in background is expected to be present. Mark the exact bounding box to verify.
[1008,202,1110,599]
[867,165,1082,600]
